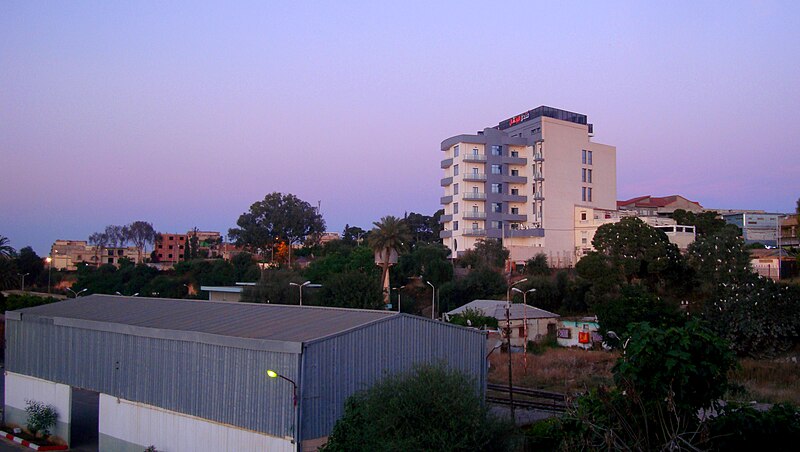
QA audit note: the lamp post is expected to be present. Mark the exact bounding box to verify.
[512,287,536,370]
[266,369,299,447]
[505,278,527,422]
[67,288,87,298]
[18,272,29,291]
[289,281,311,306]
[46,257,52,293]
[426,280,436,320]
[392,285,405,313]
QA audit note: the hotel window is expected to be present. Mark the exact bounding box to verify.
[511,207,519,215]
[472,186,479,194]
[511,188,519,195]
[588,169,593,183]
[472,205,479,213]
[453,183,459,195]
[491,183,502,194]
[472,147,479,155]
[453,221,458,231]
[582,168,586,182]
[491,164,502,174]
[472,222,479,230]
[581,212,587,221]
[511,150,519,157]
[453,203,459,214]
[582,187,587,201]
[491,145,502,156]
[490,221,503,229]
[588,151,593,165]
[588,187,593,202]
[453,164,459,176]
[492,202,502,213]
[511,169,519,176]
[453,145,459,157]
[510,223,519,230]
[582,150,587,164]
[471,167,479,175]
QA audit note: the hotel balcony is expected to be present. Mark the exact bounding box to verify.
[463,211,487,220]
[463,228,486,237]
[503,213,527,222]
[463,192,487,200]
[438,214,453,223]
[463,153,487,162]
[533,152,544,162]
[463,172,487,181]
[533,171,544,180]
[502,156,527,165]
[440,176,453,186]
[439,230,453,238]
[533,193,545,201]
[501,194,528,203]
[502,175,527,184]
[506,228,545,238]
[441,158,453,169]
[440,195,453,204]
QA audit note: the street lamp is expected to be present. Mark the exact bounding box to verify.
[67,288,87,298]
[18,273,29,291]
[426,280,436,320]
[504,278,526,422]
[266,369,298,445]
[289,281,319,306]
[392,285,405,313]
[46,257,52,293]
[512,287,536,370]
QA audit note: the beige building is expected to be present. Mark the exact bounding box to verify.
[50,240,142,270]
[440,106,616,267]
[617,195,703,216]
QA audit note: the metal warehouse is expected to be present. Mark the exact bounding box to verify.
[4,295,487,451]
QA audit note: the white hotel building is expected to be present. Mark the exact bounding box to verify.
[439,106,616,267]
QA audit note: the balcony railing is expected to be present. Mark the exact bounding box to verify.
[463,192,487,200]
[441,158,453,169]
[438,214,453,223]
[463,211,487,220]
[440,195,453,204]
[533,171,544,180]
[533,193,545,201]
[502,156,527,165]
[502,175,527,184]
[463,173,487,181]
[439,230,453,238]
[502,194,528,203]
[503,213,527,222]
[463,153,487,162]
[533,153,544,161]
[464,228,486,236]
[440,176,453,186]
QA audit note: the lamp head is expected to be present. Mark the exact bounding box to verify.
[267,370,278,378]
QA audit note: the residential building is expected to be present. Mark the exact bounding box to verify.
[445,299,560,347]
[780,214,799,247]
[199,282,256,302]
[440,106,616,267]
[5,295,485,451]
[154,232,187,264]
[187,230,222,257]
[722,213,781,246]
[557,317,601,349]
[617,194,703,216]
[50,240,142,270]
[750,249,796,281]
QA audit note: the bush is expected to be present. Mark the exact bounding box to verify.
[708,402,800,450]
[321,364,518,451]
[24,400,58,438]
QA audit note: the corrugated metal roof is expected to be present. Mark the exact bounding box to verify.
[446,299,559,321]
[14,294,396,343]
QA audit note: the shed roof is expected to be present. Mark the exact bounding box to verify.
[13,294,396,343]
[446,299,559,321]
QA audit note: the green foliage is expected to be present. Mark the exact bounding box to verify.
[524,253,549,276]
[0,235,15,258]
[25,400,58,438]
[595,284,684,342]
[16,246,44,285]
[575,251,623,303]
[395,242,453,286]
[230,252,260,282]
[613,320,737,413]
[671,209,732,236]
[174,259,235,287]
[318,270,383,309]
[241,268,302,304]
[403,211,442,246]
[708,402,800,450]
[702,278,800,358]
[321,364,517,451]
[438,268,507,314]
[75,262,161,296]
[228,192,325,251]
[447,307,499,328]
[688,226,752,287]
[2,293,60,312]
[0,254,19,290]
[459,239,509,270]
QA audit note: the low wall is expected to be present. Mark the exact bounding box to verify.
[3,372,72,444]
[98,394,294,452]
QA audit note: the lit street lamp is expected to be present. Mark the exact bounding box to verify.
[46,257,52,293]
[266,369,299,445]
[67,288,87,298]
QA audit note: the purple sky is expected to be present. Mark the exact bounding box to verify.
[2,1,799,255]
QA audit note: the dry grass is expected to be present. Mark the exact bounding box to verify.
[488,347,617,395]
[729,358,800,405]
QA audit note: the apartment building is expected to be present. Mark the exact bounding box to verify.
[50,240,141,270]
[722,212,781,246]
[154,233,187,264]
[440,106,616,267]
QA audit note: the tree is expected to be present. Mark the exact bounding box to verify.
[341,224,367,245]
[0,235,14,259]
[322,364,517,451]
[0,256,19,290]
[594,284,684,343]
[403,211,442,246]
[15,246,44,286]
[318,271,383,309]
[459,239,509,270]
[104,224,128,249]
[524,253,549,276]
[395,242,452,287]
[126,221,156,263]
[687,225,751,288]
[228,193,325,265]
[438,268,507,314]
[671,209,731,236]
[447,307,499,329]
[369,215,410,304]
[88,231,108,267]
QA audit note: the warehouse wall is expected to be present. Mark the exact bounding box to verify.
[4,372,72,444]
[98,394,293,452]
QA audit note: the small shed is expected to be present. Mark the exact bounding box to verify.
[4,295,486,451]
[557,317,601,349]
[446,299,560,347]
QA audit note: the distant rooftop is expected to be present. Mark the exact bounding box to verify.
[446,299,560,321]
[496,105,589,130]
[12,294,396,343]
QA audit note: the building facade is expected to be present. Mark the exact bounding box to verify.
[617,195,703,216]
[154,233,187,264]
[440,106,616,267]
[722,213,781,246]
[50,240,141,270]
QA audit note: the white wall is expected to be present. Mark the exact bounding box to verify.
[99,394,294,452]
[4,372,72,442]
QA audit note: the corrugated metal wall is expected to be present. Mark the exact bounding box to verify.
[301,315,486,439]
[6,317,299,438]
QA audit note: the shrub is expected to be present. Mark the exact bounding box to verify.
[708,402,800,450]
[24,400,58,438]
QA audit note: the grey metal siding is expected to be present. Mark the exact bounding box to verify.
[301,315,486,439]
[6,318,299,438]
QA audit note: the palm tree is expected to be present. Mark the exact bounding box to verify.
[369,216,410,305]
[0,235,15,259]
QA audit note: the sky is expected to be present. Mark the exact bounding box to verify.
[2,1,799,255]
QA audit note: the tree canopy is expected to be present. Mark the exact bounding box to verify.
[228,193,325,253]
[459,238,509,270]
